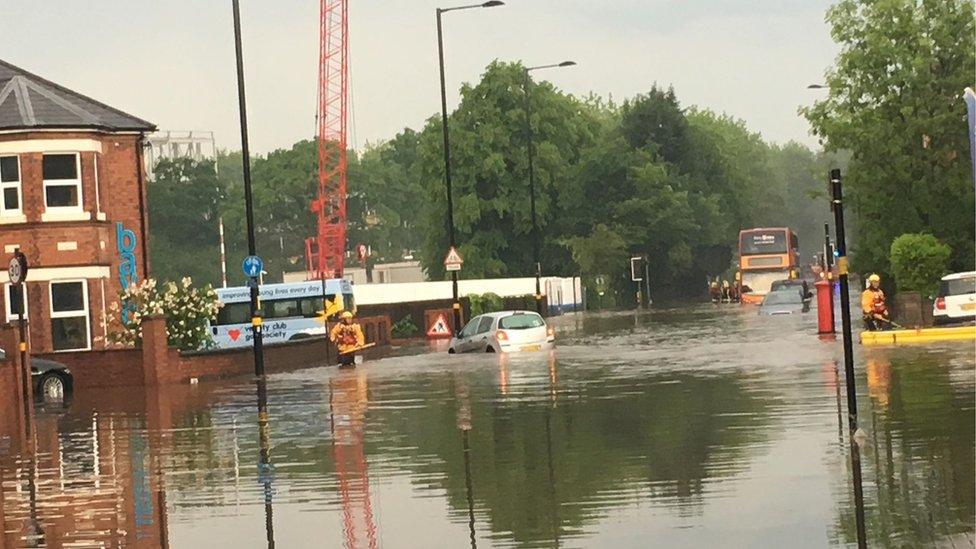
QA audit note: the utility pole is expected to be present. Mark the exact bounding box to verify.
[830,170,857,432]
[231,0,265,376]
[435,1,505,333]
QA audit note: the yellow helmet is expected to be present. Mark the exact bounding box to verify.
[868,274,881,283]
[340,311,354,320]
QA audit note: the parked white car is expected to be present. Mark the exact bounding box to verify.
[933,271,976,325]
[448,311,555,354]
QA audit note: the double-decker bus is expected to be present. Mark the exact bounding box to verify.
[210,279,355,349]
[737,227,800,304]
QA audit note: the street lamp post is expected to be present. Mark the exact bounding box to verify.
[231,0,264,376]
[436,0,504,334]
[523,61,575,316]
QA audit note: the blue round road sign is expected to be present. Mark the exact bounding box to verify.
[243,255,264,278]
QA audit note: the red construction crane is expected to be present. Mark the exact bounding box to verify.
[305,0,349,280]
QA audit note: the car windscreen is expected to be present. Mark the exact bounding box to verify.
[770,280,801,292]
[940,276,976,297]
[762,291,802,306]
[499,314,545,329]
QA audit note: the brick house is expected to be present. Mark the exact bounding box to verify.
[0,59,155,353]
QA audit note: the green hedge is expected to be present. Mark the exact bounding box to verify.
[889,233,951,297]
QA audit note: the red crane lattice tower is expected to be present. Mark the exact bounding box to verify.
[305,0,349,280]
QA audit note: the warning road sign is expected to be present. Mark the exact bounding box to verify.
[426,313,453,339]
[443,246,463,272]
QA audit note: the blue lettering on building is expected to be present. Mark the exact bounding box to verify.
[117,222,139,322]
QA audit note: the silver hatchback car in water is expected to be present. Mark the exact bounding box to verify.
[448,311,555,354]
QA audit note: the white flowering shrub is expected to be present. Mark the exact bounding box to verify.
[107,277,222,351]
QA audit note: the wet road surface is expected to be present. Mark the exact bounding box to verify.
[1,305,973,548]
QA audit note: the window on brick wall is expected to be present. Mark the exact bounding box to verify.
[0,155,21,215]
[4,283,27,322]
[50,280,90,352]
[42,153,83,211]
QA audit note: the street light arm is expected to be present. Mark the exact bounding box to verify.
[526,61,578,73]
[438,1,503,14]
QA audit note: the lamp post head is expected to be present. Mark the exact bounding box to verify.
[807,83,827,89]
[482,1,504,6]
[558,61,577,67]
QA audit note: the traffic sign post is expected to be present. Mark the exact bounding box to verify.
[443,247,464,335]
[241,255,264,376]
[444,246,463,272]
[243,255,264,278]
[9,250,30,436]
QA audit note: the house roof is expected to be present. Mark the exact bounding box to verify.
[0,59,155,132]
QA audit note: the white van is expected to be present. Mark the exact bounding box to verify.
[933,271,976,325]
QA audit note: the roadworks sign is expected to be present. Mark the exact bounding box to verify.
[427,313,453,339]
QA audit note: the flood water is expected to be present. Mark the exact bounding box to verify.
[2,306,973,548]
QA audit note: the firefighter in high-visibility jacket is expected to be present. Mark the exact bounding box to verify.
[861,274,890,331]
[330,311,365,366]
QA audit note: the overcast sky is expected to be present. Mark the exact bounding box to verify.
[3,1,838,154]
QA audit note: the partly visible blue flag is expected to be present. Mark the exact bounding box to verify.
[964,87,976,187]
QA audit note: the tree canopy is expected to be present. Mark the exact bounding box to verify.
[803,0,976,275]
[147,0,975,304]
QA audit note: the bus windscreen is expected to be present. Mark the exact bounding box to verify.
[740,230,788,255]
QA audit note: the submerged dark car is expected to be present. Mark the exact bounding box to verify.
[759,289,811,315]
[32,358,73,404]
[0,349,73,405]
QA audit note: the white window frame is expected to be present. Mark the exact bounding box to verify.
[49,279,91,352]
[4,283,27,322]
[42,152,84,214]
[0,155,23,221]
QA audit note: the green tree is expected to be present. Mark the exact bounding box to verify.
[147,158,224,286]
[889,232,951,296]
[347,129,426,265]
[416,61,601,280]
[802,0,976,274]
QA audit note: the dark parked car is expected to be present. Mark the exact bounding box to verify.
[759,289,811,315]
[32,358,73,403]
[0,349,73,404]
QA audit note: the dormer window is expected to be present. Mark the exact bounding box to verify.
[43,153,83,212]
[0,155,21,216]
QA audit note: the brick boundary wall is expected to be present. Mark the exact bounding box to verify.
[16,314,392,390]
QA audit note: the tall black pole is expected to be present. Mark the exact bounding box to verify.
[232,0,264,376]
[522,71,543,316]
[824,222,836,332]
[830,169,858,432]
[436,9,463,335]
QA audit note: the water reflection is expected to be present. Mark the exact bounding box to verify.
[831,350,975,547]
[255,377,275,548]
[329,369,378,549]
[0,307,970,547]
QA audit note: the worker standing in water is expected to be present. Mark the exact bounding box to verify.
[330,311,365,367]
[861,274,891,331]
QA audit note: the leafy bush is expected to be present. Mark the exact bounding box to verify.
[391,315,419,339]
[468,292,504,318]
[107,277,222,351]
[889,233,951,297]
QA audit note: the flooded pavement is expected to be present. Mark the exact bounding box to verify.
[1,305,973,548]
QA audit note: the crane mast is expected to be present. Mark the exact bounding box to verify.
[305,0,349,279]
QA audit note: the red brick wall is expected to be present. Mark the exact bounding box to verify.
[30,315,392,389]
[33,348,144,389]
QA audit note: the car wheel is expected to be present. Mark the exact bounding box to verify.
[448,347,456,354]
[485,346,495,353]
[38,372,69,403]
